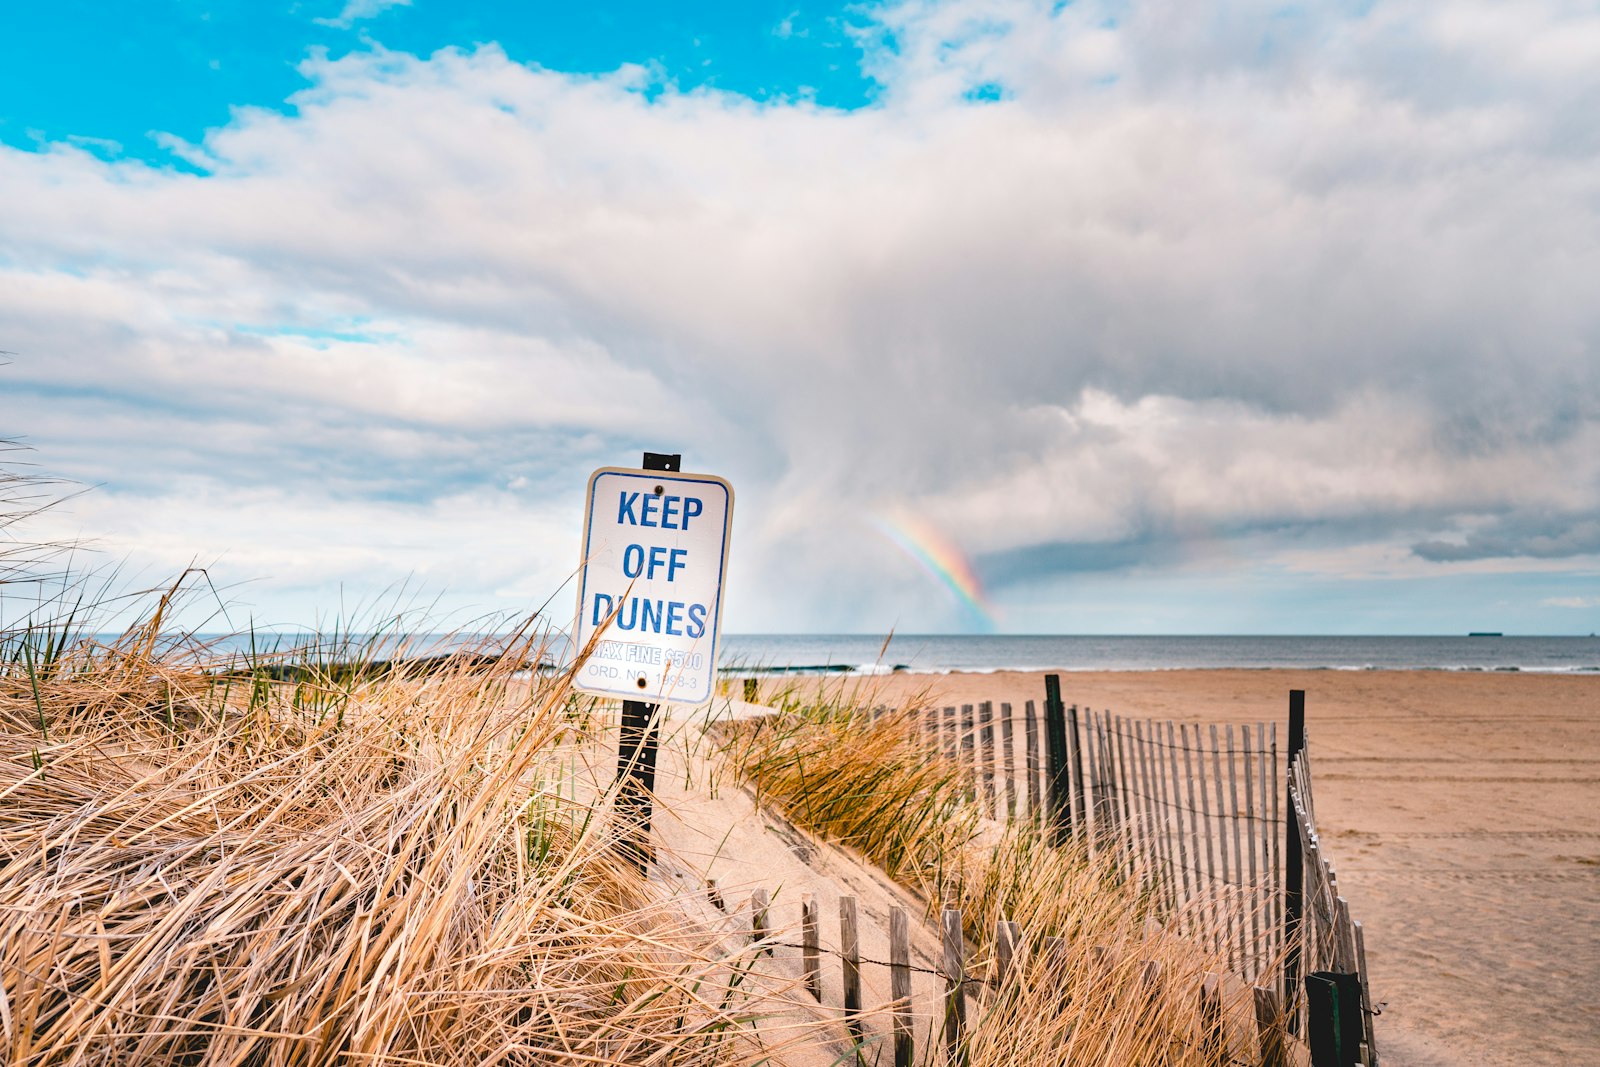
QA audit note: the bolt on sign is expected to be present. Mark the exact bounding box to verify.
[573,466,733,705]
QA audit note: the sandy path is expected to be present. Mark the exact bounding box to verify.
[748,669,1600,1067]
[586,704,955,1066]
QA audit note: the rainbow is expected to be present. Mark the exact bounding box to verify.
[871,514,998,632]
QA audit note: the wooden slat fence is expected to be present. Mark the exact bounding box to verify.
[1290,744,1378,1058]
[740,890,1293,1067]
[908,693,1377,1065]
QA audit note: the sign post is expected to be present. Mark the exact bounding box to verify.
[572,451,734,871]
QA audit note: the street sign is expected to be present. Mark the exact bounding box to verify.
[573,465,733,705]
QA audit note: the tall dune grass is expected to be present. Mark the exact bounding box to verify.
[718,702,1286,1066]
[0,602,817,1065]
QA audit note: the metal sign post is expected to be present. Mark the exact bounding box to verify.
[572,450,734,872]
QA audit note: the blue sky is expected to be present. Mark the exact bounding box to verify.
[3,0,1599,635]
[3,0,877,166]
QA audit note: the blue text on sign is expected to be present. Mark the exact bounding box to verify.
[618,492,704,530]
[622,544,688,582]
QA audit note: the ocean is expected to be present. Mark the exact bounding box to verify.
[718,634,1600,674]
[165,632,1600,674]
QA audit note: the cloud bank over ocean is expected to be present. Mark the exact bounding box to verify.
[5,0,1598,633]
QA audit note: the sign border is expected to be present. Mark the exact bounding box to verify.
[572,466,733,705]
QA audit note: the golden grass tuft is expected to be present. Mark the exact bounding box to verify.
[0,612,807,1065]
[718,699,1289,1066]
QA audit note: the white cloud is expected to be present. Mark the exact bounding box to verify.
[1544,596,1600,609]
[4,1,1600,631]
[314,0,412,31]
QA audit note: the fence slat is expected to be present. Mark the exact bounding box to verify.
[1171,723,1196,927]
[1156,719,1185,916]
[1100,711,1119,845]
[751,888,770,948]
[995,919,1019,987]
[1112,713,1137,876]
[978,701,997,815]
[1203,726,1228,966]
[1254,985,1288,1067]
[1066,702,1085,840]
[1200,972,1226,1060]
[1243,723,1262,975]
[1226,724,1248,970]
[1140,958,1163,994]
[840,895,862,1036]
[802,893,821,1001]
[1136,717,1165,897]
[1023,699,1041,820]
[959,704,977,801]
[1128,718,1152,888]
[941,905,968,1067]
[1129,719,1162,907]
[999,702,1017,818]
[1089,711,1108,855]
[1270,721,1282,970]
[890,906,913,1067]
[1354,919,1378,1063]
[1179,723,1214,949]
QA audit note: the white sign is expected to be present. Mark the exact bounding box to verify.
[572,466,733,705]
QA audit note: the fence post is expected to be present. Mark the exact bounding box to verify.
[999,702,1017,817]
[1284,690,1307,1029]
[941,904,968,1067]
[1253,986,1288,1067]
[802,893,821,1001]
[1200,972,1225,1060]
[751,888,770,950]
[977,701,997,814]
[1305,971,1363,1067]
[995,920,1020,987]
[613,449,681,872]
[840,896,862,1036]
[1043,674,1073,845]
[890,906,913,1067]
[1068,701,1085,839]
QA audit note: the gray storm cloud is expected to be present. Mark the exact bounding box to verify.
[3,0,1598,631]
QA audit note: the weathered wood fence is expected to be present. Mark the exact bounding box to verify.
[895,686,1377,1066]
[736,889,1294,1067]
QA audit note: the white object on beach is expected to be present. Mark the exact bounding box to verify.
[572,465,733,706]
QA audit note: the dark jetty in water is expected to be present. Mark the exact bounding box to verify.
[214,652,552,683]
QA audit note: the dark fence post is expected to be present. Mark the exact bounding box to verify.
[1305,970,1363,1067]
[1043,674,1073,845]
[1283,689,1307,1028]
[614,449,681,873]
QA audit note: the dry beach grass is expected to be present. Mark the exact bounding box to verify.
[0,614,820,1065]
[0,468,1311,1066]
[718,700,1287,1067]
[0,608,1298,1065]
[769,669,1600,1067]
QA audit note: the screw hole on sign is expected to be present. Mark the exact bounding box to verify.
[637,677,648,689]
[654,485,664,495]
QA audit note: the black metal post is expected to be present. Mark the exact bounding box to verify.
[1305,970,1363,1067]
[1284,689,1307,1029]
[1043,673,1072,845]
[614,450,682,873]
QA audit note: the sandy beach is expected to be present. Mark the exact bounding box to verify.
[750,668,1600,1067]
